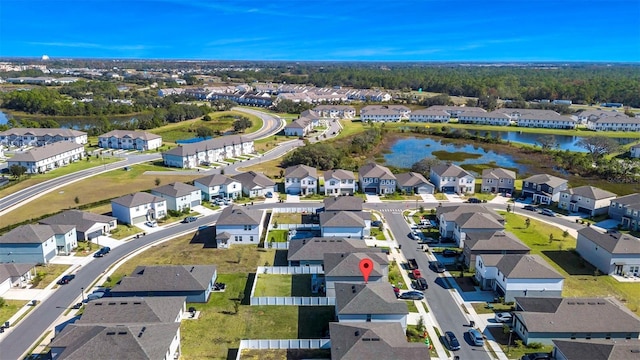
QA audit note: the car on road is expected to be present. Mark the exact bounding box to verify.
[144,220,157,227]
[520,353,551,360]
[72,302,83,309]
[86,291,105,301]
[442,249,459,257]
[467,328,485,346]
[399,291,424,300]
[411,269,422,279]
[466,197,481,203]
[494,312,513,323]
[541,208,555,216]
[412,277,428,290]
[523,205,537,211]
[445,331,461,351]
[182,216,198,223]
[93,247,111,258]
[57,274,76,285]
[265,192,273,198]
[430,261,446,273]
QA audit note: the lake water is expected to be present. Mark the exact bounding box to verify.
[478,131,635,152]
[0,111,8,125]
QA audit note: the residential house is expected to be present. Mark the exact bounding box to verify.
[110,265,217,303]
[232,171,276,198]
[521,174,569,204]
[552,339,640,360]
[49,323,181,360]
[76,296,185,326]
[481,168,516,194]
[429,164,475,194]
[313,105,356,118]
[358,163,396,195]
[558,186,616,217]
[452,212,505,248]
[0,263,35,296]
[334,282,408,330]
[98,130,163,151]
[39,210,117,241]
[323,196,364,212]
[324,252,389,297]
[511,109,577,129]
[395,172,434,194]
[194,174,242,200]
[162,135,254,168]
[408,109,450,123]
[427,105,487,118]
[151,182,202,211]
[583,112,640,132]
[110,192,167,225]
[284,117,314,137]
[436,204,504,242]
[329,322,426,360]
[320,211,370,239]
[458,110,511,126]
[323,169,357,196]
[287,238,375,266]
[631,143,640,158]
[475,254,564,302]
[463,231,530,270]
[576,227,640,277]
[0,128,87,147]
[0,224,76,263]
[215,206,264,248]
[8,142,85,174]
[284,164,318,195]
[360,105,410,122]
[608,193,640,230]
[512,297,640,345]
[209,92,273,107]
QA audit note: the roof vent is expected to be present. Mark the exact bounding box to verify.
[106,332,116,335]
[577,302,585,305]
[118,331,128,335]
[567,302,575,305]
[133,302,142,305]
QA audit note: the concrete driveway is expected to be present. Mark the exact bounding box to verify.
[365,194,382,203]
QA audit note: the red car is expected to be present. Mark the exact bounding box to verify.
[412,269,422,279]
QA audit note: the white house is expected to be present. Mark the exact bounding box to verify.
[151,182,201,211]
[0,263,35,296]
[558,186,616,217]
[325,252,389,297]
[459,110,511,126]
[436,204,504,242]
[630,143,640,158]
[111,192,167,225]
[582,111,640,132]
[481,168,516,194]
[232,171,276,198]
[8,142,85,174]
[284,164,317,195]
[323,169,357,196]
[0,224,76,264]
[284,117,313,137]
[39,210,117,242]
[521,174,569,205]
[334,282,407,330]
[0,128,87,147]
[576,227,640,277]
[313,105,356,118]
[430,164,475,194]
[510,109,577,129]
[215,206,265,248]
[98,130,163,151]
[320,211,370,239]
[162,135,254,169]
[409,109,450,123]
[360,105,410,122]
[194,174,242,200]
[475,254,564,302]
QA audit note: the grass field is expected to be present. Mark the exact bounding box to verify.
[266,230,288,243]
[150,111,262,144]
[32,264,71,289]
[272,213,302,224]
[253,274,318,297]
[0,300,29,325]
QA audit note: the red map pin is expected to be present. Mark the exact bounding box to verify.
[359,258,374,283]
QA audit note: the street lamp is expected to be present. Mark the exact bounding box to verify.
[80,287,85,302]
[507,329,514,354]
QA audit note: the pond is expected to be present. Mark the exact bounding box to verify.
[478,131,635,152]
[0,111,8,125]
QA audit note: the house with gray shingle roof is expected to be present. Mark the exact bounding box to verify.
[0,263,35,296]
[558,186,616,217]
[395,172,434,194]
[358,163,396,195]
[475,254,564,302]
[0,224,76,263]
[287,238,376,266]
[320,211,370,238]
[232,171,276,198]
[459,109,512,126]
[151,182,201,211]
[215,206,264,248]
[513,296,640,345]
[76,297,186,326]
[436,204,504,240]
[576,227,640,277]
[409,108,450,123]
[323,196,364,212]
[110,265,217,303]
[162,135,254,168]
[430,164,475,194]
[522,173,569,204]
[194,174,242,200]
[323,169,357,196]
[98,130,162,151]
[324,252,389,297]
[329,322,425,360]
[334,282,408,330]
[552,338,640,360]
[49,323,181,360]
[40,210,117,241]
[0,127,87,147]
[284,164,318,195]
[8,142,85,174]
[452,212,505,248]
[608,193,640,230]
[111,192,167,225]
[511,108,577,129]
[360,105,410,122]
[284,117,313,137]
[462,231,530,270]
[481,168,516,194]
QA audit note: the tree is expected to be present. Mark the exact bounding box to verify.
[562,229,569,240]
[525,218,531,229]
[233,117,252,133]
[411,157,442,175]
[202,114,212,121]
[576,136,620,161]
[536,135,558,151]
[196,126,214,138]
[155,178,161,186]
[74,196,80,205]
[549,233,554,243]
[465,98,478,107]
[9,164,27,178]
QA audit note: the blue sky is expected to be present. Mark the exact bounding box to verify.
[1,0,639,62]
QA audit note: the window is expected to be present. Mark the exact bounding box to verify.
[234,236,241,242]
[244,225,252,231]
[250,236,254,242]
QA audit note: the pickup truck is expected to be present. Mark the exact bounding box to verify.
[406,259,418,270]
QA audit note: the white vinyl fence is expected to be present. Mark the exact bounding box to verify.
[250,296,335,306]
[236,339,331,360]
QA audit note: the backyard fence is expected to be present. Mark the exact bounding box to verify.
[265,241,289,249]
[236,339,331,359]
[257,266,324,275]
[272,223,320,231]
[250,296,336,306]
[272,207,320,214]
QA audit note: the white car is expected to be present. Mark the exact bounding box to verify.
[145,221,157,228]
[495,312,513,323]
[86,292,105,301]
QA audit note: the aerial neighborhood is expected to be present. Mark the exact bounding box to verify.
[1,60,640,360]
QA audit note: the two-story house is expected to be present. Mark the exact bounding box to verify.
[521,174,568,204]
[111,192,167,225]
[284,164,318,195]
[436,204,504,242]
[430,164,475,194]
[358,163,396,195]
[98,130,163,151]
[558,186,616,217]
[323,169,357,196]
[463,231,530,270]
[151,182,201,211]
[576,227,640,277]
[607,193,640,230]
[0,224,77,263]
[194,174,242,201]
[481,168,516,194]
[215,206,265,248]
[324,252,389,297]
[408,109,450,123]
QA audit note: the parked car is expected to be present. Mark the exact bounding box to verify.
[86,291,105,301]
[467,328,485,346]
[445,331,461,351]
[411,231,421,240]
[411,269,422,279]
[265,192,273,198]
[144,220,157,228]
[520,353,551,360]
[523,205,537,211]
[430,261,446,273]
[541,208,555,217]
[494,312,513,323]
[399,291,424,300]
[222,198,232,205]
[57,274,76,285]
[467,197,481,203]
[442,249,459,257]
[413,277,428,290]
[371,220,382,227]
[93,247,111,258]
[182,216,198,223]
[214,198,225,205]
[72,302,83,309]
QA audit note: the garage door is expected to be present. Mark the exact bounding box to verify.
[191,199,201,207]
[86,229,103,240]
[441,186,455,193]
[416,186,431,194]
[364,187,377,194]
[132,215,147,224]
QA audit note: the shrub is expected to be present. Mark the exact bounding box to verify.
[527,342,544,349]
[167,209,182,217]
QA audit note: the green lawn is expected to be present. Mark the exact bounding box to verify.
[253,274,319,297]
[272,213,302,224]
[74,241,101,256]
[370,227,384,239]
[388,261,408,289]
[32,264,71,289]
[151,111,262,144]
[108,224,142,240]
[302,193,326,200]
[266,229,288,243]
[0,300,29,325]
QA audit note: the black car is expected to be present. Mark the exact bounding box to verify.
[57,274,76,285]
[413,277,428,290]
[430,261,446,273]
[93,246,111,258]
[371,220,382,227]
[467,197,481,203]
[182,216,198,223]
[523,205,537,211]
[521,353,551,360]
[442,249,459,257]
[445,331,461,351]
